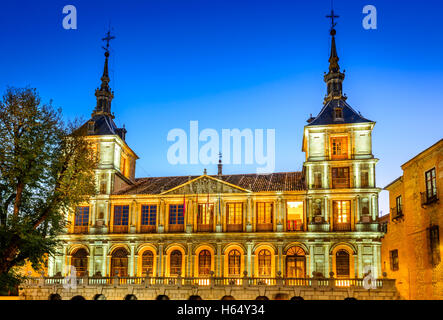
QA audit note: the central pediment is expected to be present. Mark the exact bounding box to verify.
[161,175,249,195]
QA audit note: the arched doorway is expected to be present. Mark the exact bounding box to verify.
[111,248,129,277]
[141,251,154,277]
[169,250,182,276]
[286,247,306,278]
[228,249,241,276]
[71,248,88,277]
[258,249,272,277]
[336,250,350,277]
[198,250,211,276]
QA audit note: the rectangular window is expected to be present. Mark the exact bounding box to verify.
[197,203,214,232]
[396,196,402,216]
[226,203,243,232]
[74,206,89,233]
[313,171,322,189]
[287,201,304,231]
[113,205,129,233]
[331,137,348,160]
[390,250,399,271]
[360,170,369,188]
[141,205,157,225]
[332,167,350,188]
[169,204,184,232]
[256,202,273,231]
[425,168,437,201]
[429,225,441,267]
[333,200,351,231]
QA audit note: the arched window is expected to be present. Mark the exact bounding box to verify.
[258,249,272,277]
[111,248,128,277]
[336,250,350,277]
[141,251,154,277]
[198,250,211,276]
[170,250,182,276]
[228,250,241,276]
[71,248,88,277]
[286,247,306,278]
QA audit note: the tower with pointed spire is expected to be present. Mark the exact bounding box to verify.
[78,30,138,234]
[302,10,382,279]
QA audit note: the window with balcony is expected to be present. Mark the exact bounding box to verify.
[169,250,182,276]
[111,248,128,277]
[198,250,211,276]
[331,137,348,160]
[287,201,304,231]
[424,168,438,204]
[336,250,350,277]
[389,250,399,271]
[429,225,441,268]
[332,167,350,188]
[395,196,403,217]
[71,248,88,277]
[258,249,272,277]
[168,204,184,232]
[333,200,351,231]
[74,206,89,233]
[286,247,306,278]
[140,205,157,233]
[256,202,273,231]
[228,250,241,276]
[113,205,129,233]
[197,203,213,232]
[226,203,243,232]
[141,251,154,277]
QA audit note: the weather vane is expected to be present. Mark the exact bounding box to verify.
[102,27,115,54]
[326,0,339,32]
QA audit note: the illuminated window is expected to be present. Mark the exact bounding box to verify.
[361,198,370,216]
[227,203,242,225]
[360,164,370,187]
[228,250,241,276]
[286,247,306,278]
[197,204,213,225]
[389,250,399,271]
[331,137,348,160]
[71,248,88,277]
[336,250,350,277]
[332,167,350,188]
[198,250,211,276]
[169,250,182,276]
[286,201,303,231]
[333,200,351,231]
[425,168,437,201]
[258,249,272,277]
[141,251,154,276]
[99,173,107,194]
[141,205,157,226]
[111,248,128,277]
[120,155,127,177]
[395,196,402,216]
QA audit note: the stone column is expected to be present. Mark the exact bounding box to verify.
[187,243,193,277]
[308,197,313,223]
[130,200,137,234]
[308,164,313,189]
[158,199,164,233]
[357,243,363,278]
[323,163,328,189]
[217,243,222,277]
[356,195,361,223]
[277,244,283,275]
[309,244,315,277]
[354,162,360,188]
[61,244,68,276]
[373,245,379,279]
[157,243,164,277]
[90,200,96,232]
[247,242,253,276]
[324,243,330,278]
[48,255,54,276]
[88,244,95,276]
[104,200,110,233]
[246,195,253,232]
[323,196,329,222]
[371,195,377,221]
[354,254,358,278]
[369,163,375,188]
[102,243,109,276]
[129,243,136,276]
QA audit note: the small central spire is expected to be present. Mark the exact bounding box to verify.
[323,9,346,104]
[217,152,223,176]
[93,29,116,118]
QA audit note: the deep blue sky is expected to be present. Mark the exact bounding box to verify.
[0,0,442,216]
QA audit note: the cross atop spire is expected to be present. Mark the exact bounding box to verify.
[326,9,339,33]
[102,27,115,55]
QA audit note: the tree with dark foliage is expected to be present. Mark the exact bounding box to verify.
[0,87,96,294]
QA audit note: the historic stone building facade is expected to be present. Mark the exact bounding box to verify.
[381,139,442,299]
[19,24,395,300]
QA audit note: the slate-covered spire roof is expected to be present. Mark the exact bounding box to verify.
[306,11,373,126]
[77,31,127,140]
